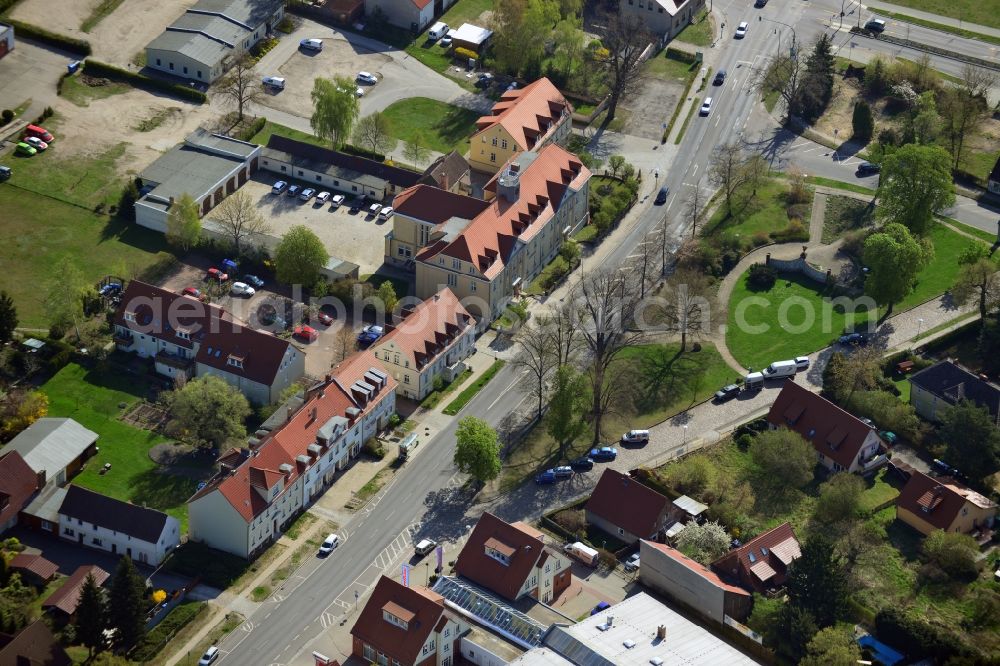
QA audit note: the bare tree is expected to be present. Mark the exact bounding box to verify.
[940,65,996,170]
[331,326,356,363]
[211,190,271,257]
[215,55,262,122]
[658,268,715,351]
[630,238,660,299]
[601,11,652,124]
[352,112,395,155]
[549,300,582,367]
[683,188,703,239]
[403,133,431,166]
[656,212,672,277]
[753,53,804,119]
[709,143,748,216]
[743,153,769,198]
[512,319,557,420]
[575,269,645,443]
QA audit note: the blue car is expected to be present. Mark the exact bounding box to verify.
[535,470,556,484]
[590,447,618,462]
[243,274,265,288]
[99,283,122,297]
[287,184,301,198]
[357,324,384,347]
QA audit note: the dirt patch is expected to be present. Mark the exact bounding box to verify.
[812,75,858,139]
[622,67,685,140]
[122,401,170,431]
[149,442,196,465]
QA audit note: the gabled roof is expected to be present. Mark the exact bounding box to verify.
[455,512,550,601]
[473,78,571,152]
[264,135,421,189]
[350,576,447,664]
[0,418,97,480]
[897,470,998,531]
[711,523,801,592]
[766,381,874,469]
[909,360,1000,420]
[189,351,396,522]
[0,451,39,527]
[641,541,750,596]
[8,553,58,582]
[0,619,71,666]
[392,184,490,226]
[58,485,172,544]
[114,281,298,387]
[374,289,473,371]
[585,469,671,538]
[43,565,110,616]
[418,151,471,190]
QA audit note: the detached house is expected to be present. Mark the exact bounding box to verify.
[896,470,997,539]
[455,512,572,604]
[585,469,673,545]
[766,381,886,474]
[371,289,476,400]
[620,0,706,43]
[711,522,802,594]
[113,281,304,405]
[42,564,110,621]
[351,575,467,666]
[188,352,396,558]
[469,78,573,174]
[909,360,1000,425]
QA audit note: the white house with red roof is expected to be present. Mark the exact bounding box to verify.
[188,352,396,558]
[113,281,304,405]
[371,288,476,400]
[363,0,455,32]
[620,0,706,42]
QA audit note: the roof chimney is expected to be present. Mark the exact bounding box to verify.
[656,625,666,640]
[440,170,449,191]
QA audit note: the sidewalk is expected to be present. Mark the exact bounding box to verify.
[865,0,1000,38]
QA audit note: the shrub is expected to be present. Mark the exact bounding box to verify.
[340,143,386,162]
[596,547,618,569]
[454,47,478,61]
[746,263,777,291]
[4,20,92,55]
[735,433,754,449]
[236,116,267,142]
[81,60,207,103]
[552,509,586,534]
[130,602,205,662]
[772,219,808,243]
[0,109,12,125]
[875,607,970,662]
[364,438,385,459]
[751,231,771,247]
[841,228,869,258]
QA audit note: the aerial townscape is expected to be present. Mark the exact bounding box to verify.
[1,0,1000,663]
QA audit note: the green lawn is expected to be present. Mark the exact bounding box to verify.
[0,186,174,327]
[804,175,877,196]
[674,10,713,46]
[250,120,328,150]
[897,221,979,311]
[957,147,998,188]
[874,0,1000,30]
[705,178,813,251]
[727,272,874,370]
[379,98,479,154]
[876,9,1000,45]
[6,139,127,210]
[80,0,126,31]
[573,224,598,243]
[674,100,699,145]
[822,195,875,243]
[643,53,696,82]
[360,272,412,298]
[60,73,130,107]
[525,256,570,296]
[42,363,209,532]
[443,359,506,415]
[939,216,996,244]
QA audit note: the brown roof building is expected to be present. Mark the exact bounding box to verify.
[8,554,58,586]
[42,564,110,618]
[711,523,801,594]
[896,470,998,538]
[350,575,467,666]
[455,512,572,603]
[418,150,471,194]
[0,451,40,533]
[766,381,885,473]
[585,469,673,545]
[0,619,72,666]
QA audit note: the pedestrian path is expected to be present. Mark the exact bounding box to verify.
[865,1,1000,38]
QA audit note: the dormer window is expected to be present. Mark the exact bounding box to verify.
[177,329,190,340]
[485,545,510,566]
[383,609,408,630]
[124,311,136,323]
[227,356,244,369]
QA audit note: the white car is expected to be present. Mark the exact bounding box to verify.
[356,71,377,85]
[197,646,219,666]
[624,553,640,572]
[699,97,713,115]
[330,194,345,208]
[230,281,255,297]
[439,33,453,47]
[299,187,316,201]
[794,356,810,370]
[318,533,340,556]
[735,21,748,38]
[368,203,382,216]
[300,38,323,51]
[378,206,394,219]
[316,191,331,204]
[25,136,48,151]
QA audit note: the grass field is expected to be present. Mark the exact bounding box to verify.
[875,0,1000,30]
[674,99,699,145]
[897,221,979,311]
[6,140,127,211]
[674,10,714,46]
[0,187,174,327]
[822,195,875,243]
[805,175,877,196]
[379,98,479,155]
[80,0,127,31]
[876,9,1000,45]
[643,53,696,82]
[42,363,209,532]
[250,121,328,150]
[705,178,813,250]
[60,73,130,107]
[941,216,997,244]
[443,359,506,416]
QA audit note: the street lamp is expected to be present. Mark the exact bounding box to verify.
[682,425,688,444]
[916,318,924,342]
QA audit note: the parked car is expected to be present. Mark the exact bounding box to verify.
[570,457,594,471]
[349,200,362,214]
[99,283,122,297]
[207,268,229,282]
[368,203,382,216]
[299,187,316,202]
[357,71,378,85]
[475,73,494,88]
[294,325,319,342]
[590,601,611,616]
[838,332,867,346]
[315,311,333,326]
[231,281,255,297]
[754,0,768,6]
[357,324,384,346]
[428,21,449,40]
[714,69,727,85]
[25,124,53,143]
[354,86,365,97]
[197,646,220,666]
[699,97,713,115]
[0,165,10,181]
[272,180,288,195]
[318,533,340,556]
[414,539,437,556]
[243,274,264,288]
[15,142,36,157]
[932,459,956,476]
[24,136,48,151]
[379,206,394,219]
[621,429,650,445]
[313,191,329,205]
[856,161,881,176]
[714,384,740,403]
[182,287,201,298]
[535,470,557,484]
[553,466,574,479]
[589,446,618,462]
[865,18,887,32]
[330,194,346,209]
[794,356,810,370]
[262,76,285,90]
[287,184,301,197]
[735,21,749,38]
[300,38,324,51]
[624,553,640,572]
[654,186,669,205]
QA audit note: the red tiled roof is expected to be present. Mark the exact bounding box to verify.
[766,381,874,469]
[351,576,445,665]
[42,565,110,616]
[711,523,800,593]
[8,553,58,582]
[374,289,473,371]
[190,351,396,522]
[585,469,671,539]
[642,541,751,596]
[0,619,71,666]
[0,451,38,527]
[455,512,548,601]
[897,470,998,531]
[392,184,491,226]
[417,144,589,279]
[474,78,571,152]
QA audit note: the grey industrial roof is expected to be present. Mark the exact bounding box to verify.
[146,28,231,67]
[192,0,283,27]
[140,144,246,201]
[264,135,422,190]
[0,418,97,477]
[23,485,68,525]
[186,128,261,159]
[146,0,281,66]
[509,648,573,665]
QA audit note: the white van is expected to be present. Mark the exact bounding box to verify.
[621,429,650,445]
[744,371,764,391]
[763,360,798,379]
[428,22,449,40]
[300,38,323,51]
[564,542,599,567]
[262,76,285,90]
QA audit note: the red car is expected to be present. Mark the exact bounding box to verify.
[182,287,202,298]
[207,268,229,282]
[294,325,319,342]
[316,312,333,326]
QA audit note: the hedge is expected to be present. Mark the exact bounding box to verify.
[4,19,92,56]
[236,116,267,142]
[82,59,207,103]
[340,143,385,162]
[130,601,206,663]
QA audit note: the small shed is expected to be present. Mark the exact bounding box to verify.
[21,338,46,353]
[451,23,493,53]
[672,495,708,521]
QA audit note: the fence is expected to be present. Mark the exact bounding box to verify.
[849,27,1000,71]
[765,249,844,287]
[145,577,199,631]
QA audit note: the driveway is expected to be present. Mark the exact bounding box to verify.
[0,41,71,128]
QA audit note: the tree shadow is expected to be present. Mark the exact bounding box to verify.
[127,467,200,514]
[629,349,705,414]
[432,106,481,149]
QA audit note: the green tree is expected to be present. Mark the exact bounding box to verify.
[559,239,580,266]
[851,100,874,142]
[799,626,863,666]
[0,291,17,344]
[46,256,88,339]
[774,605,818,663]
[454,417,501,483]
[821,348,882,405]
[939,400,1000,482]
[813,472,864,525]
[108,557,146,650]
[352,111,394,155]
[165,375,251,449]
[607,155,626,179]
[787,534,846,628]
[876,144,955,236]
[376,281,398,317]
[402,133,430,165]
[749,429,815,491]
[674,520,730,565]
[310,76,360,149]
[863,222,934,320]
[923,529,980,581]
[273,225,329,287]
[491,0,559,77]
[165,193,201,251]
[795,34,835,121]
[546,366,590,460]
[847,390,922,442]
[910,90,941,144]
[952,257,1000,320]
[76,573,107,656]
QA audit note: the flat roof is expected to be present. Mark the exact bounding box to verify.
[464,627,526,662]
[140,144,248,201]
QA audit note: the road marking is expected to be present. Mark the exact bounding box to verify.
[714,115,721,127]
[691,164,699,177]
[488,377,521,410]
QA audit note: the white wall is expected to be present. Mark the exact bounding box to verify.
[189,489,252,558]
[58,513,180,565]
[261,155,386,199]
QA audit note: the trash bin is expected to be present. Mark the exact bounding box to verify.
[67,60,81,74]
